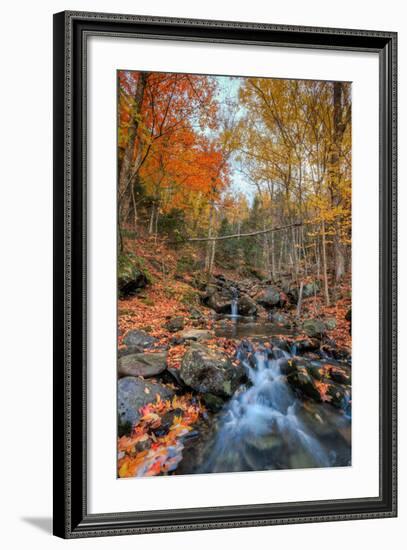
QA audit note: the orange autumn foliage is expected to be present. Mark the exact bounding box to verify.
[118,71,229,226]
[118,393,205,478]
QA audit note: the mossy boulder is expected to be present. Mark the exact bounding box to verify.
[202,393,226,412]
[201,285,233,314]
[269,312,290,325]
[179,343,244,397]
[302,319,327,338]
[238,294,258,316]
[326,382,351,409]
[292,338,320,354]
[255,286,280,308]
[302,281,320,298]
[164,316,185,333]
[118,254,150,298]
[286,370,322,402]
[328,364,351,386]
[325,318,337,330]
[188,307,204,320]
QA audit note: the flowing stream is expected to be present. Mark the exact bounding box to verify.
[178,327,351,474]
[202,343,348,472]
[230,286,239,318]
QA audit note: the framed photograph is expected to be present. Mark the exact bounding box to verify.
[53,11,397,538]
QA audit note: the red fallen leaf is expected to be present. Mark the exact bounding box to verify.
[118,391,205,478]
[314,380,332,403]
[140,412,161,429]
[145,460,162,476]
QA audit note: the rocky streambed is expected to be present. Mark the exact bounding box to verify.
[117,320,351,477]
[117,273,351,477]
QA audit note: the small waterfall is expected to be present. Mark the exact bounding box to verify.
[230,286,239,318]
[199,341,349,473]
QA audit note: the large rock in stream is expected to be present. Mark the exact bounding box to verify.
[202,284,233,314]
[255,286,281,308]
[118,377,174,433]
[237,295,258,316]
[118,352,167,378]
[269,311,291,325]
[286,369,322,402]
[283,354,352,411]
[179,343,245,397]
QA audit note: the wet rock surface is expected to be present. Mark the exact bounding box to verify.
[178,333,351,474]
[237,294,258,316]
[180,343,245,397]
[118,280,351,476]
[118,377,175,433]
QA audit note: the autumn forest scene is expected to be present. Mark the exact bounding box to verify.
[117,70,352,478]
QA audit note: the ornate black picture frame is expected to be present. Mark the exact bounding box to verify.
[53,10,397,538]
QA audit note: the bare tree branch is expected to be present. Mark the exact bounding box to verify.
[170,222,303,244]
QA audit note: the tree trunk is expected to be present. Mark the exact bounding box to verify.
[205,203,215,272]
[209,238,217,275]
[301,226,308,277]
[315,237,321,281]
[118,72,148,232]
[334,238,346,281]
[329,81,349,283]
[321,220,330,306]
[148,202,156,234]
[130,182,138,233]
[278,233,285,274]
[262,221,271,275]
[291,225,299,280]
[154,204,160,240]
[296,281,304,318]
[271,230,276,281]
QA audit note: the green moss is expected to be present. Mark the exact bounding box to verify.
[118,252,154,285]
[180,288,200,306]
[163,286,177,299]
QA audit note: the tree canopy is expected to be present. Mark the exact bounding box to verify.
[118,71,351,303]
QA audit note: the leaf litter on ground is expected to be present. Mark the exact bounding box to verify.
[118,393,205,478]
